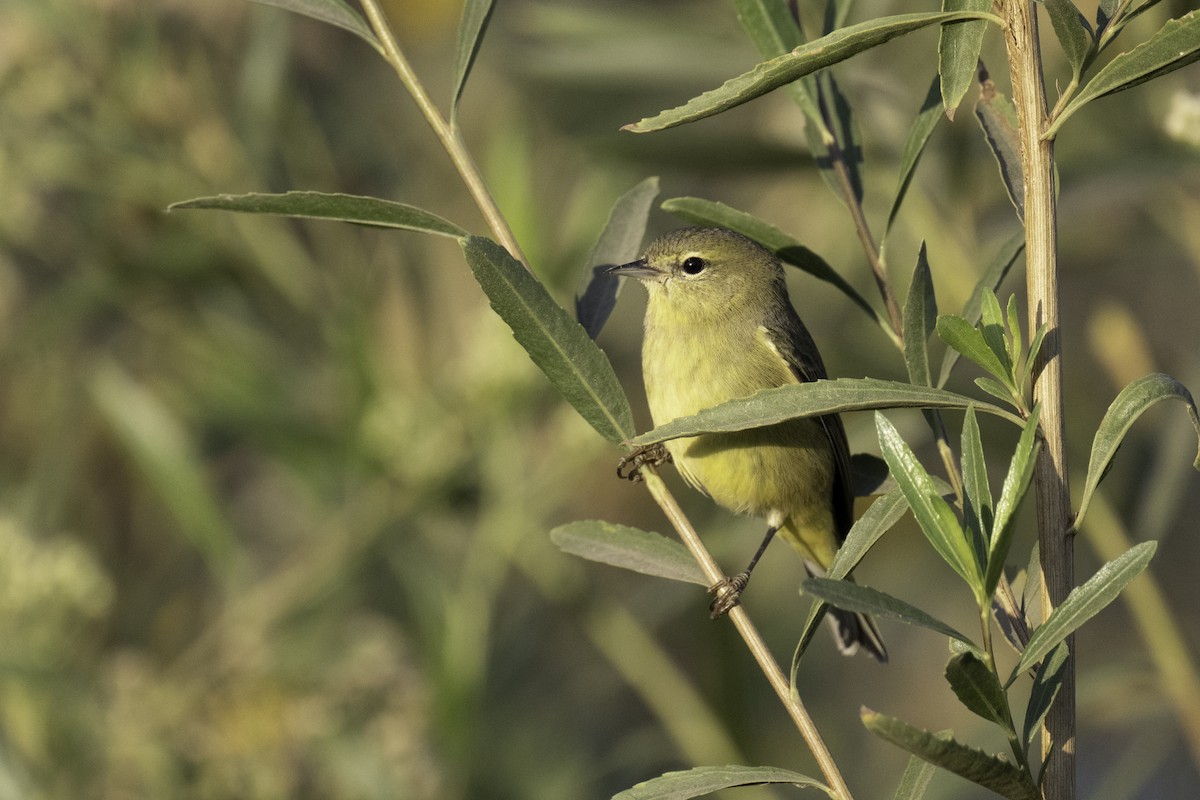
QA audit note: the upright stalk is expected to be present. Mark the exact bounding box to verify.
[998,3,1075,798]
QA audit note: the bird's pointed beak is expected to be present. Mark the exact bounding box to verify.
[605,258,660,279]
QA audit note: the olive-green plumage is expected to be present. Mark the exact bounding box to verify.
[614,227,886,661]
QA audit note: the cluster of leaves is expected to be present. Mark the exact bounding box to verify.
[173,1,1200,799]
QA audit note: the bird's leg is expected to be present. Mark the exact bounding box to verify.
[709,523,779,618]
[616,443,671,482]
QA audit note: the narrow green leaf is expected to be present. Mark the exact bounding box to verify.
[975,376,1017,407]
[623,11,1001,133]
[936,315,1012,385]
[1042,0,1094,77]
[986,405,1041,595]
[903,244,938,387]
[660,197,882,330]
[1013,541,1157,679]
[1022,324,1049,389]
[550,521,706,586]
[945,651,1011,727]
[809,70,865,206]
[974,74,1025,220]
[979,289,1013,376]
[1022,540,1043,626]
[804,578,972,643]
[862,710,1040,800]
[169,191,468,237]
[1075,373,1200,528]
[939,0,992,119]
[1047,10,1200,139]
[576,177,660,339]
[611,765,831,800]
[938,232,1025,387]
[876,412,983,590]
[960,406,992,565]
[1023,641,1069,752]
[1005,294,1023,371]
[892,753,938,800]
[461,236,634,444]
[885,76,943,244]
[733,0,827,135]
[244,0,381,52]
[451,0,496,117]
[630,379,1021,447]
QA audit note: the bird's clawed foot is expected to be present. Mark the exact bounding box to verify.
[708,572,750,618]
[616,443,671,482]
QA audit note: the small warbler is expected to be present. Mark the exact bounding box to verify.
[609,227,886,661]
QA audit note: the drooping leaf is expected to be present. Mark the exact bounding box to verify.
[862,710,1040,800]
[936,315,1013,387]
[611,765,831,800]
[1042,0,1094,77]
[945,651,1011,727]
[244,0,381,52]
[451,0,496,117]
[903,244,938,387]
[461,236,634,444]
[892,753,938,800]
[804,577,973,644]
[974,73,1025,220]
[623,11,1000,133]
[630,379,1021,447]
[169,191,468,237]
[938,231,1025,387]
[1075,373,1200,528]
[876,412,983,592]
[1046,10,1200,139]
[576,177,660,339]
[550,521,706,586]
[938,0,992,118]
[885,76,943,244]
[1012,541,1157,680]
[986,405,1041,595]
[1022,642,1069,752]
[960,406,992,565]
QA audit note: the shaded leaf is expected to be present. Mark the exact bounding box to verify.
[903,244,938,387]
[986,405,1041,595]
[550,521,706,586]
[960,406,992,566]
[1075,373,1200,528]
[576,177,660,338]
[885,76,943,243]
[945,651,1010,727]
[892,753,938,800]
[733,0,827,134]
[975,73,1025,220]
[630,378,1021,447]
[804,577,973,644]
[1042,0,1094,76]
[245,0,381,52]
[862,710,1040,800]
[169,191,468,237]
[451,0,496,117]
[611,765,831,800]
[1023,642,1069,752]
[1046,10,1200,139]
[936,315,1013,386]
[1013,540,1157,680]
[461,236,634,444]
[808,70,865,207]
[623,11,1000,133]
[939,0,992,118]
[876,413,982,591]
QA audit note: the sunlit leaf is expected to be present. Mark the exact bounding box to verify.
[244,0,381,52]
[1046,10,1200,139]
[1075,373,1200,528]
[939,0,992,119]
[733,0,827,134]
[960,406,992,565]
[550,521,706,586]
[903,244,937,387]
[1023,642,1069,752]
[576,177,660,339]
[1012,541,1157,680]
[986,405,1041,595]
[1042,0,1094,77]
[169,191,468,237]
[451,0,496,117]
[936,315,1012,386]
[862,710,1040,800]
[623,11,1000,133]
[805,577,972,644]
[461,236,634,444]
[945,651,1010,727]
[630,379,1021,447]
[611,765,831,800]
[975,74,1024,220]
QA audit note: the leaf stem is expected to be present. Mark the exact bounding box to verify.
[639,467,855,800]
[358,0,529,268]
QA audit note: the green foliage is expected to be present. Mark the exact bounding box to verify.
[550,521,707,586]
[611,765,832,800]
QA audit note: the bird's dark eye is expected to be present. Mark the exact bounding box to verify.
[681,256,706,275]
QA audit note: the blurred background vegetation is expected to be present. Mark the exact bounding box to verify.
[1,0,1198,797]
